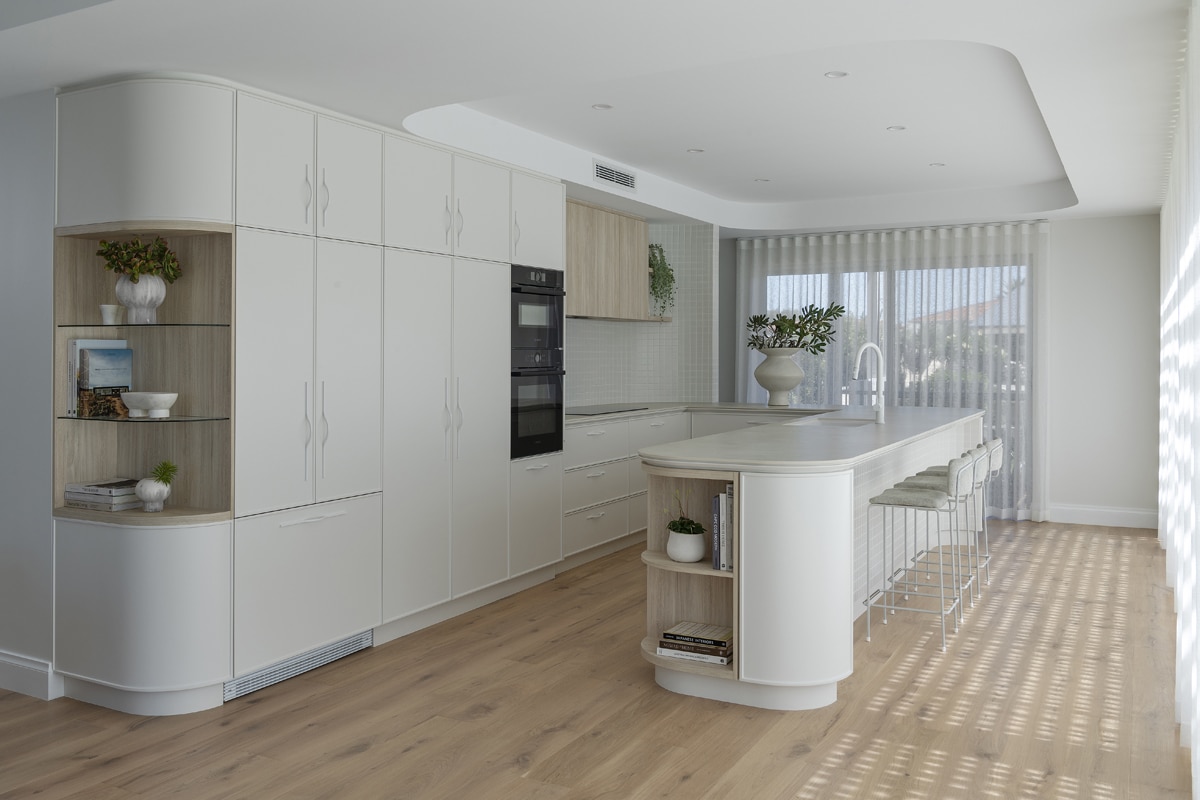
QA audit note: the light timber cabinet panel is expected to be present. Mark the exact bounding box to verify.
[564,200,650,320]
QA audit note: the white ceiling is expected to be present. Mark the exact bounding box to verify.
[0,0,1187,235]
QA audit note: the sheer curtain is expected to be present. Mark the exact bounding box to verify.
[736,223,1045,519]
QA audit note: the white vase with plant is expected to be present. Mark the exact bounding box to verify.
[665,495,706,563]
[745,303,846,406]
[136,460,178,512]
[97,236,182,324]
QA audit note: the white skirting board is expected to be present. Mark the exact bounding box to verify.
[1040,504,1158,530]
[0,650,63,700]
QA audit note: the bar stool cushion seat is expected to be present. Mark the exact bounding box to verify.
[869,486,949,509]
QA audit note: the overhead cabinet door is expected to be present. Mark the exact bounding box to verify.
[383,136,454,254]
[511,171,565,271]
[314,117,382,244]
[236,94,316,236]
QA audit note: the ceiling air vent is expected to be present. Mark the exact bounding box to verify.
[593,160,637,191]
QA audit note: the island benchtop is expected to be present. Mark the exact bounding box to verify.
[638,406,984,474]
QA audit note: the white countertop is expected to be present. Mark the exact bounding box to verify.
[637,405,983,474]
[565,402,835,424]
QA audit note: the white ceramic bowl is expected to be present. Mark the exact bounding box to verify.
[121,391,178,418]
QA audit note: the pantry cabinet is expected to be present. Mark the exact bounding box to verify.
[236,93,383,244]
[381,249,510,621]
[234,228,382,517]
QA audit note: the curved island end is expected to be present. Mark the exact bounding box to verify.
[638,406,984,711]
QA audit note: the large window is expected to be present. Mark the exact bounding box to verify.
[737,224,1043,517]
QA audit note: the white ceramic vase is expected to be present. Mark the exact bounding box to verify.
[753,347,805,406]
[135,478,171,512]
[666,531,706,563]
[115,274,167,324]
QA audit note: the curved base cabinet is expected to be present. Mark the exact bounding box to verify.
[54,518,232,715]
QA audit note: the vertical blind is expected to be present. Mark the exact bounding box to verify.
[736,223,1045,518]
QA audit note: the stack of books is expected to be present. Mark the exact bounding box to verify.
[710,482,734,571]
[64,478,142,512]
[656,621,733,666]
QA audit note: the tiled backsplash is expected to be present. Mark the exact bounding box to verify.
[565,222,717,406]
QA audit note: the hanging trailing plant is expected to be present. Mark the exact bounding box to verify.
[648,243,675,318]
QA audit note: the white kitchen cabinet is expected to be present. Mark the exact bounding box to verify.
[233,494,382,676]
[235,228,382,516]
[383,139,510,262]
[57,78,234,228]
[511,171,565,270]
[236,93,382,243]
[509,455,563,576]
[381,249,510,620]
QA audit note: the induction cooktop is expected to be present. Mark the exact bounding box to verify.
[566,404,650,416]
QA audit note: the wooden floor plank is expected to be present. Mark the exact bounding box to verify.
[0,521,1189,799]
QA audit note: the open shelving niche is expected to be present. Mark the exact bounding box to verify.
[52,221,234,525]
[641,465,739,680]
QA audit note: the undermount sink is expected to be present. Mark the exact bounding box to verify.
[787,416,875,428]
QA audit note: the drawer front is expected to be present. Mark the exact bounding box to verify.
[564,421,629,468]
[628,490,648,533]
[564,458,629,513]
[563,497,629,556]
[628,458,649,495]
[629,412,689,450]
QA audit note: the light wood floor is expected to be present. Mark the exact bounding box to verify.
[0,521,1189,799]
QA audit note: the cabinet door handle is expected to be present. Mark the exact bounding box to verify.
[525,462,549,471]
[443,195,452,246]
[454,377,464,459]
[455,198,465,243]
[586,511,606,521]
[650,421,665,428]
[745,421,769,426]
[585,470,606,479]
[585,430,607,437]
[319,167,330,228]
[513,214,521,252]
[303,381,312,482]
[279,509,348,528]
[303,165,313,225]
[320,381,330,478]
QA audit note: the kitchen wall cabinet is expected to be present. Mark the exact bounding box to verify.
[381,249,510,621]
[233,494,382,677]
[565,199,650,320]
[383,137,511,263]
[509,455,563,577]
[511,171,565,270]
[57,79,234,229]
[236,93,383,244]
[234,228,382,517]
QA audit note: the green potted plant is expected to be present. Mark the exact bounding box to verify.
[135,459,178,513]
[96,236,182,324]
[648,243,675,318]
[745,303,847,406]
[665,494,706,562]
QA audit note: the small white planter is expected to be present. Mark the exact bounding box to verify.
[115,274,167,324]
[666,531,706,563]
[135,478,171,512]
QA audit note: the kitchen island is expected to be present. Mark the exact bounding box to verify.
[638,406,983,710]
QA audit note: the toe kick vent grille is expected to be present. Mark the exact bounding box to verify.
[593,160,637,191]
[223,630,373,702]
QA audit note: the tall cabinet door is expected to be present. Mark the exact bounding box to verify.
[382,249,453,620]
[236,94,315,235]
[315,239,382,502]
[235,228,316,516]
[450,258,511,596]
[452,156,510,263]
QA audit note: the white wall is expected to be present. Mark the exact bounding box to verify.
[0,90,58,696]
[565,221,717,406]
[1041,214,1160,527]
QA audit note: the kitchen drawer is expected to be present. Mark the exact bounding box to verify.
[564,420,630,468]
[628,458,649,495]
[629,412,689,450]
[628,490,648,532]
[564,457,630,513]
[563,497,629,556]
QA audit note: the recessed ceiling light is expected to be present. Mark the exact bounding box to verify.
[754,178,771,183]
[886,125,907,132]
[591,103,613,110]
[687,148,705,154]
[929,162,947,168]
[824,71,848,79]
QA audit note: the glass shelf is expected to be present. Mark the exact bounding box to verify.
[58,322,230,328]
[57,414,230,423]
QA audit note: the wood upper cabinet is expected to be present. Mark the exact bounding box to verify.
[57,79,235,228]
[384,137,510,262]
[511,171,565,271]
[236,93,382,244]
[565,199,650,320]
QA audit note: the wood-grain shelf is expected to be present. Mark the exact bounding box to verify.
[53,505,232,526]
[641,550,733,578]
[640,637,737,679]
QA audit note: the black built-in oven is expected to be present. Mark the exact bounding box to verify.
[511,265,565,459]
